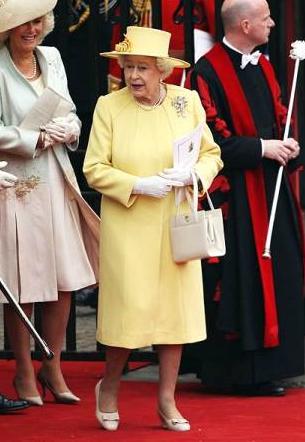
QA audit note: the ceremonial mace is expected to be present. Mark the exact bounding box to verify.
[0,278,54,359]
[263,41,305,259]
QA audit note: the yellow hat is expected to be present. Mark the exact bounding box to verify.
[100,26,190,69]
[0,0,57,33]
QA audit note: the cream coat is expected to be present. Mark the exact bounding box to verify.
[84,85,223,349]
[0,45,99,303]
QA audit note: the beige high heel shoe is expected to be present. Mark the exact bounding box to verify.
[158,409,191,431]
[37,373,80,404]
[95,379,120,431]
[13,377,43,406]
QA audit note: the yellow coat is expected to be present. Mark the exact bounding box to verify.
[84,85,223,349]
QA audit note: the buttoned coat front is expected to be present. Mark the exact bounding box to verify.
[0,45,99,303]
[84,85,223,349]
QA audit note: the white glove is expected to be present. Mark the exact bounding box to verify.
[44,116,80,144]
[290,41,305,60]
[43,132,56,149]
[0,161,17,189]
[36,131,56,151]
[132,175,183,198]
[158,167,193,185]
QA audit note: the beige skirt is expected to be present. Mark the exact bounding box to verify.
[0,150,96,303]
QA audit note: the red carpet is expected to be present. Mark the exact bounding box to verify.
[1,360,305,441]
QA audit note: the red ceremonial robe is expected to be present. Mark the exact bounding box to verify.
[182,42,304,386]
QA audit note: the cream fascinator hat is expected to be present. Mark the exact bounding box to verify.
[100,26,190,69]
[0,0,57,33]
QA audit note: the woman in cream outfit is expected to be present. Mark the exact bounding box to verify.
[0,0,99,405]
[84,26,223,431]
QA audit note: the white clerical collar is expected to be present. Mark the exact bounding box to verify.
[223,37,244,55]
[223,37,261,69]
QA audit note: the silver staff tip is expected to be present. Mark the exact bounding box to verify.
[46,350,55,360]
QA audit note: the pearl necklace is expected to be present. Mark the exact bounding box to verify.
[134,85,165,111]
[24,54,37,80]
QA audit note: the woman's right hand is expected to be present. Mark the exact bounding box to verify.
[0,161,17,189]
[37,130,55,151]
[132,175,183,198]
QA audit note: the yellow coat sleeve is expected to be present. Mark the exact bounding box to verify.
[83,96,138,208]
[192,90,223,190]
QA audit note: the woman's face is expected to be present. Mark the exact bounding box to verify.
[123,55,163,105]
[9,17,43,53]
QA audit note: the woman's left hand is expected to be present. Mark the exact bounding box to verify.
[44,116,80,144]
[159,167,193,186]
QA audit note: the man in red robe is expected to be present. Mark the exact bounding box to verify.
[184,0,304,396]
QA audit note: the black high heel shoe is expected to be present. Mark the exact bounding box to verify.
[37,373,80,404]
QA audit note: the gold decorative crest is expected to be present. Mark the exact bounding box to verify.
[171,96,188,118]
[14,175,40,199]
[115,35,132,53]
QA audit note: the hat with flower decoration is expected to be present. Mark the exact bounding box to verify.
[100,26,190,69]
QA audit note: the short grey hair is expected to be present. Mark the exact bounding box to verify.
[118,55,173,80]
[156,58,174,79]
[0,11,54,48]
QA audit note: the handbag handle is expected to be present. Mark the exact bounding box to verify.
[185,171,215,219]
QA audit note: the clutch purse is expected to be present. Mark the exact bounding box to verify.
[170,172,226,263]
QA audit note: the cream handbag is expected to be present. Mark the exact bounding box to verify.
[170,172,226,263]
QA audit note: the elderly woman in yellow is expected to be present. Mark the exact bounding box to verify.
[84,26,223,432]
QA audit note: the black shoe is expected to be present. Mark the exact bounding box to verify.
[0,394,29,413]
[233,382,285,397]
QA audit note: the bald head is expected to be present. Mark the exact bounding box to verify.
[221,0,268,33]
[221,0,274,53]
